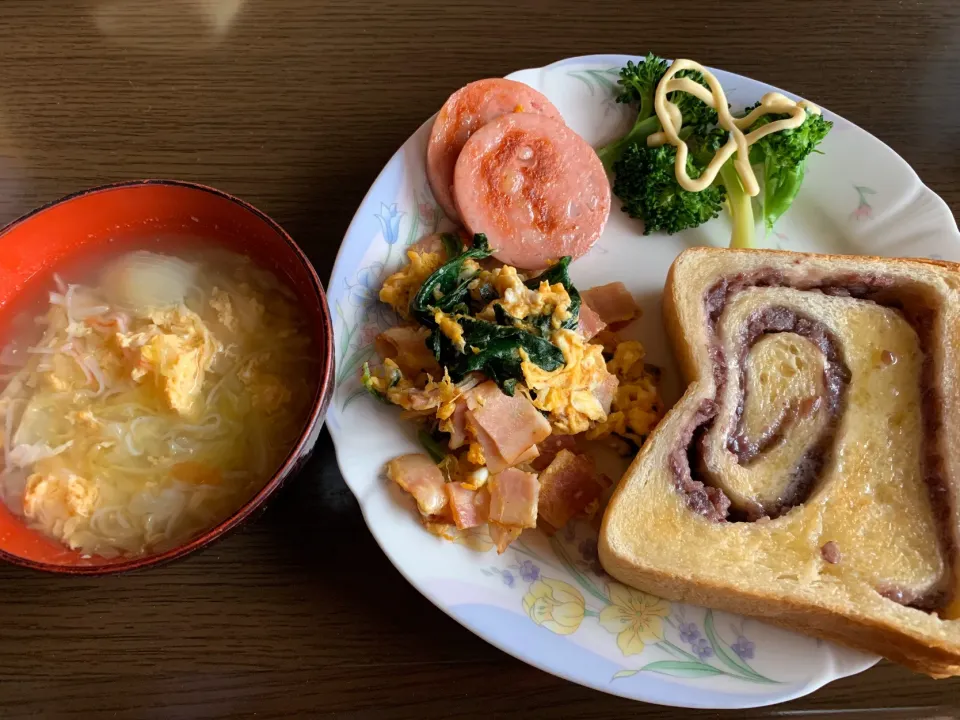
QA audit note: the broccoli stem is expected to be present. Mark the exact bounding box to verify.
[719,160,756,249]
[598,114,661,171]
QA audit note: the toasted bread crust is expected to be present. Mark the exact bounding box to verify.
[601,247,960,678]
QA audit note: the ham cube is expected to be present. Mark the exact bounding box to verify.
[466,381,551,469]
[445,483,490,530]
[593,373,619,416]
[531,434,578,471]
[375,326,442,377]
[386,454,448,517]
[489,522,523,554]
[578,300,607,340]
[466,416,511,473]
[511,443,540,467]
[488,468,540,528]
[537,450,602,529]
[447,398,469,449]
[581,282,640,325]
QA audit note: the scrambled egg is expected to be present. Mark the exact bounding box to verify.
[140,336,206,416]
[23,472,99,521]
[129,307,221,418]
[231,282,267,332]
[379,249,446,319]
[366,361,461,415]
[34,288,244,420]
[587,341,663,445]
[209,287,238,332]
[434,310,466,352]
[363,358,407,397]
[72,410,99,428]
[476,266,572,329]
[466,441,485,466]
[35,317,127,394]
[368,247,664,460]
[237,353,291,414]
[406,375,460,413]
[520,329,612,435]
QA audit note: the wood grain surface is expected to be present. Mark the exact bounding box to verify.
[0,0,958,717]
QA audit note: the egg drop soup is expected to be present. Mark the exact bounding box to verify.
[0,249,315,558]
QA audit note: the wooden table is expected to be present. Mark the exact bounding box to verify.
[0,1,958,717]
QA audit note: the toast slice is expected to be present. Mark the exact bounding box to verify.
[599,246,960,677]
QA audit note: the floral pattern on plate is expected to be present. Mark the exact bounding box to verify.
[480,522,777,684]
[333,188,447,413]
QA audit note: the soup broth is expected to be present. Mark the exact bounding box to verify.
[0,248,315,558]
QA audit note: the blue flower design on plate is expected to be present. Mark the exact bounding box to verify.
[679,622,701,645]
[375,203,405,246]
[347,260,386,311]
[517,559,540,582]
[693,638,715,661]
[731,636,756,660]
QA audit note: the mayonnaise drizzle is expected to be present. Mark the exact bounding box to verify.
[647,59,821,197]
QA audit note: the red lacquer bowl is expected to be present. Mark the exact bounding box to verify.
[0,180,334,574]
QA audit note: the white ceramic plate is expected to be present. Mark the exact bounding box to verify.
[325,54,960,709]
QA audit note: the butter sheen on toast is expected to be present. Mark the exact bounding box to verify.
[599,247,960,677]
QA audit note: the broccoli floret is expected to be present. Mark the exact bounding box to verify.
[746,105,833,231]
[613,54,668,107]
[668,70,719,129]
[597,55,667,170]
[605,65,829,249]
[612,122,757,246]
[612,139,725,235]
[598,54,718,170]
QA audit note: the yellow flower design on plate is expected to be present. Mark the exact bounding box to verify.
[522,578,585,635]
[599,583,671,656]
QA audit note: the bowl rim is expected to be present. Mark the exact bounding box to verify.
[0,178,335,575]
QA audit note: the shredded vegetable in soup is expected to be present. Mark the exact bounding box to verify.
[0,249,315,558]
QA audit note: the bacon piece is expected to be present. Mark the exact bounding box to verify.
[445,483,490,530]
[593,329,620,355]
[594,373,619,416]
[488,468,540,528]
[578,300,607,340]
[531,434,578,471]
[489,522,523,554]
[423,521,458,540]
[581,282,640,326]
[467,420,540,473]
[375,326,441,377]
[466,416,510,473]
[466,381,551,465]
[386,454,448,517]
[537,450,603,530]
[447,398,469,449]
[512,444,540,466]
